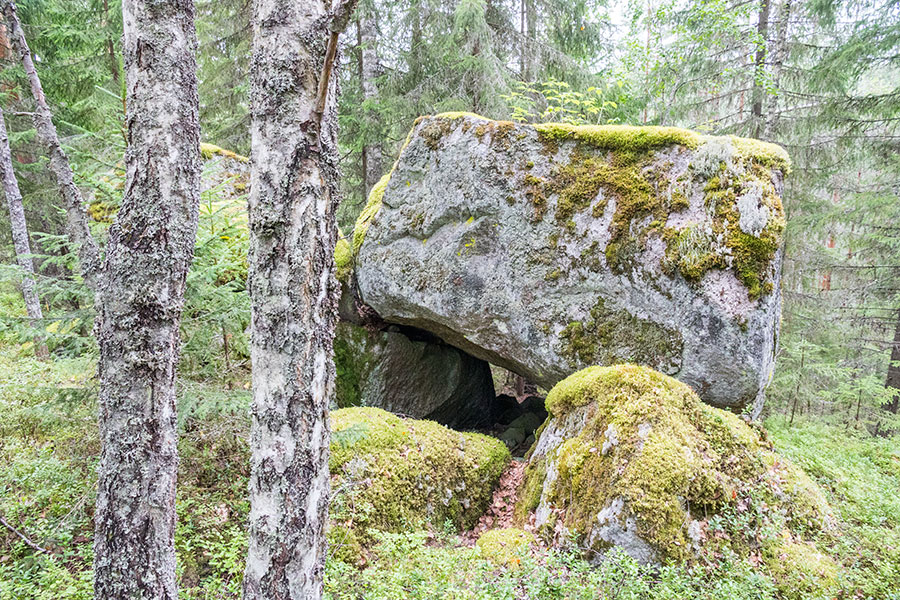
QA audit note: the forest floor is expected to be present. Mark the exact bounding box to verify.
[0,343,898,599]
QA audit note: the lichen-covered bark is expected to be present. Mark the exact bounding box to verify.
[1,0,99,284]
[242,1,348,598]
[92,0,201,597]
[0,104,46,358]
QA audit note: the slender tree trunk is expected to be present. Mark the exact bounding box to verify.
[92,0,201,597]
[751,0,770,138]
[762,0,791,140]
[357,3,382,194]
[885,307,900,413]
[1,0,99,285]
[525,0,536,81]
[243,0,355,597]
[0,104,47,358]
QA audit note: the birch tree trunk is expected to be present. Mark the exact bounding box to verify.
[357,4,382,194]
[243,0,355,597]
[0,104,47,358]
[1,0,100,285]
[91,0,200,597]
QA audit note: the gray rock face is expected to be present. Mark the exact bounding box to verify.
[333,320,495,428]
[354,113,790,413]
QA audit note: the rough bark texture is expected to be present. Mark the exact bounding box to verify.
[0,104,46,358]
[885,307,900,414]
[242,1,350,598]
[92,0,201,598]
[357,4,382,194]
[1,0,100,284]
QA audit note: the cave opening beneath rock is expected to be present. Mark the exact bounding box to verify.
[336,319,546,456]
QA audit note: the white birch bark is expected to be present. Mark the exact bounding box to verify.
[91,0,201,597]
[243,0,356,597]
[1,0,100,285]
[0,104,47,358]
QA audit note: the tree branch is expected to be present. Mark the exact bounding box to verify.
[0,514,51,554]
[314,0,361,126]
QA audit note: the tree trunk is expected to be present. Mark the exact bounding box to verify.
[1,0,100,285]
[358,5,382,195]
[242,0,354,597]
[762,0,792,140]
[92,0,201,597]
[885,307,900,413]
[0,104,47,358]
[750,0,770,138]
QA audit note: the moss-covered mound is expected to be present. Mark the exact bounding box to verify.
[476,528,534,567]
[517,365,837,597]
[329,407,510,559]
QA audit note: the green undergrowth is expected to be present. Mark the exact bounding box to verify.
[765,416,900,598]
[1,346,897,599]
[325,531,781,600]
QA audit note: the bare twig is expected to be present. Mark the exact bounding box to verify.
[0,514,51,554]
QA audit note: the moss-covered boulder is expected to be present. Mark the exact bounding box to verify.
[515,365,837,596]
[333,321,495,428]
[328,407,510,557]
[353,113,788,413]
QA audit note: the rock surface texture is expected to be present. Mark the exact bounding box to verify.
[353,113,790,413]
[333,321,495,428]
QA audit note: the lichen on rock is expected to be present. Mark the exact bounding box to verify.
[328,407,510,558]
[354,113,788,412]
[516,365,837,596]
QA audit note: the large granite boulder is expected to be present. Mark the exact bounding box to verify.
[514,365,837,598]
[353,113,790,413]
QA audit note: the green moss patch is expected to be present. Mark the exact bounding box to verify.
[476,528,534,567]
[558,297,683,373]
[521,365,837,597]
[199,142,249,163]
[335,233,352,283]
[330,407,510,550]
[352,172,391,256]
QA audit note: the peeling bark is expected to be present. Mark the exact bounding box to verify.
[91,0,201,598]
[243,0,356,598]
[0,104,47,358]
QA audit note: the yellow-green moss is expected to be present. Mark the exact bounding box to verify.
[762,540,840,600]
[199,142,249,163]
[527,365,832,564]
[334,234,352,283]
[352,172,391,256]
[330,407,510,540]
[476,528,534,566]
[535,123,702,154]
[730,136,792,174]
